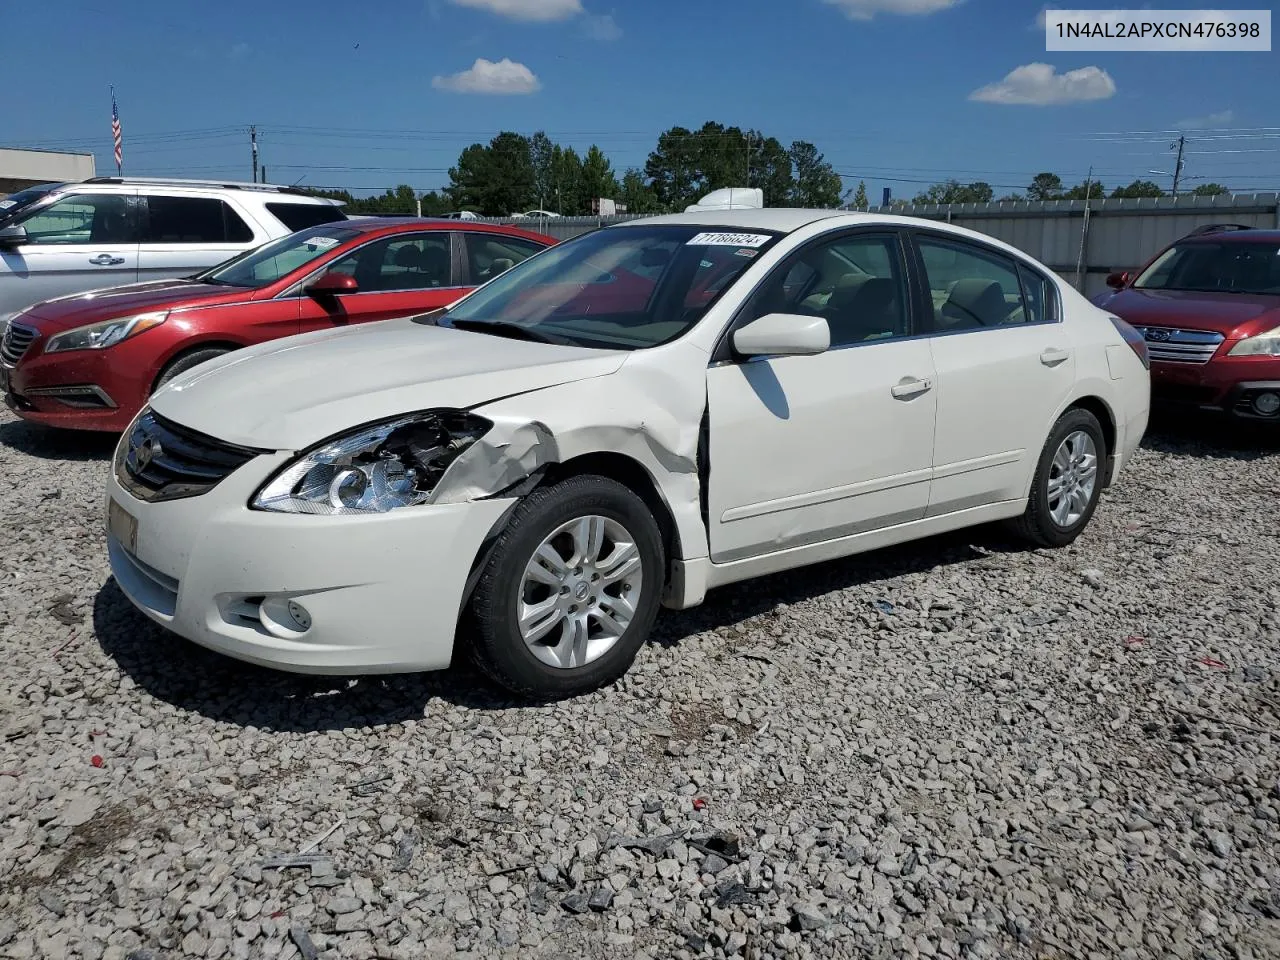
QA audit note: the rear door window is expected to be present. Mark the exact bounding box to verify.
[462,233,547,285]
[141,196,254,244]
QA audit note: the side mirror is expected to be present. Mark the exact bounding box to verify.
[732,313,830,358]
[0,224,28,248]
[307,270,358,295]
[1105,271,1130,290]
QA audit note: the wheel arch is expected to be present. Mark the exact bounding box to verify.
[151,339,245,393]
[1063,394,1118,486]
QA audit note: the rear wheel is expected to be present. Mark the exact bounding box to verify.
[153,347,232,393]
[1011,407,1106,548]
[468,474,665,699]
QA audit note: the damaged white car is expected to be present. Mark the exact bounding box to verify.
[105,210,1150,697]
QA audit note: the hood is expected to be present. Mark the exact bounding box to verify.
[21,279,249,332]
[150,317,627,449]
[1095,287,1280,339]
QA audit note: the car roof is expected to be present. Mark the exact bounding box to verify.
[340,216,555,243]
[1182,228,1280,244]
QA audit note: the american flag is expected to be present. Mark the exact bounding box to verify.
[110,89,123,172]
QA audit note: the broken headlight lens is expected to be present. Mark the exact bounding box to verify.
[251,411,491,515]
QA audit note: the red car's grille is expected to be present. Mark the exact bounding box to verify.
[1,321,36,365]
[1133,325,1224,365]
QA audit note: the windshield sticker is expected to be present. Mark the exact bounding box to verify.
[734,248,759,258]
[686,232,771,248]
[0,200,15,209]
[306,237,341,250]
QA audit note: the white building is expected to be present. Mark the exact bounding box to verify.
[0,147,96,195]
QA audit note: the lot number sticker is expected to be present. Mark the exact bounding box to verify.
[686,232,771,248]
[306,237,341,250]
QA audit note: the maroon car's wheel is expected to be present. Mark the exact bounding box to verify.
[153,347,231,393]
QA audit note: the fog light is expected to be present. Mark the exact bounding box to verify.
[286,600,312,631]
[1252,392,1280,416]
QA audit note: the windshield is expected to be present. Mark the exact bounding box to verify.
[196,224,362,287]
[1134,240,1280,296]
[438,224,781,349]
[0,184,60,224]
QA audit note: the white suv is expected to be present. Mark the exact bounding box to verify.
[0,177,346,318]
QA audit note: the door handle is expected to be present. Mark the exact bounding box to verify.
[1040,347,1071,366]
[89,254,125,266]
[891,376,932,400]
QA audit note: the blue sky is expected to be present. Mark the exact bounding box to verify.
[3,0,1275,200]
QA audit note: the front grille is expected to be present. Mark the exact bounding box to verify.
[1,321,36,365]
[1134,325,1224,365]
[115,408,268,502]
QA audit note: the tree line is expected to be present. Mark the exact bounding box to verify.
[306,121,846,217]
[904,172,1230,206]
[304,127,1235,217]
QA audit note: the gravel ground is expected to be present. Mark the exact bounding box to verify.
[1,405,1279,960]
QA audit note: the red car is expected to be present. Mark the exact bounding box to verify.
[1094,225,1280,425]
[1,217,554,431]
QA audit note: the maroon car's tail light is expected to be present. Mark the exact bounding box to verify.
[1108,315,1150,370]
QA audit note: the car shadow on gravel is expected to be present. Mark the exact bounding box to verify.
[94,524,1020,732]
[0,418,117,461]
[1141,412,1280,461]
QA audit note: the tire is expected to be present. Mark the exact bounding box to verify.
[1011,407,1107,548]
[153,347,232,393]
[468,474,665,699]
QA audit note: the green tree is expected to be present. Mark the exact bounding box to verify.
[912,179,994,204]
[850,180,870,208]
[1026,172,1064,201]
[997,193,1025,201]
[550,145,584,215]
[644,126,702,210]
[580,145,618,207]
[618,169,660,214]
[446,132,535,216]
[1191,182,1230,196]
[529,131,557,212]
[1111,179,1165,199]
[1063,179,1106,200]
[789,140,843,208]
[750,135,795,207]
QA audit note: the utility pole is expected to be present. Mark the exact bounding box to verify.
[1171,135,1186,197]
[1074,165,1093,292]
[250,125,259,183]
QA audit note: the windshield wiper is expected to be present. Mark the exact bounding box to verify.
[446,318,571,345]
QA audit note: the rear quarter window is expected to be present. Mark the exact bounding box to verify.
[266,202,348,232]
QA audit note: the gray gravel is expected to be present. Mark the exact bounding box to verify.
[1,406,1279,960]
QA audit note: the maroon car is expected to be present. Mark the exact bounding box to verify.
[2,218,554,432]
[1093,226,1280,424]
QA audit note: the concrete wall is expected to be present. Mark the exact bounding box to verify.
[482,193,1280,299]
[0,147,96,195]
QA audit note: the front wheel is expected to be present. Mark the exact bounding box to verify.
[467,475,665,699]
[1011,408,1107,548]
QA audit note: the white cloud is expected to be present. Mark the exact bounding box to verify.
[969,63,1116,106]
[432,57,542,94]
[822,0,959,20]
[1033,5,1055,29]
[449,0,582,20]
[1174,109,1234,130]
[229,42,251,60]
[580,12,621,40]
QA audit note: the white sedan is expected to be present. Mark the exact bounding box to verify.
[104,210,1151,698]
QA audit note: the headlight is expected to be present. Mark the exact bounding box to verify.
[251,410,491,515]
[1228,326,1280,358]
[45,311,168,353]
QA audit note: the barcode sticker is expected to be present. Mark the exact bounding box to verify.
[306,237,341,250]
[686,232,771,248]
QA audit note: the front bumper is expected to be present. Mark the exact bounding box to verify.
[1150,356,1280,423]
[5,342,144,432]
[105,447,517,674]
